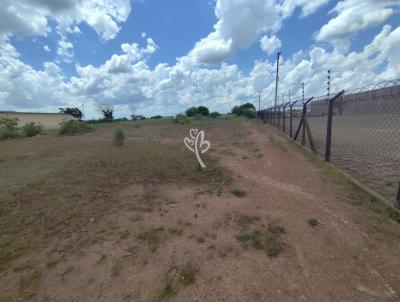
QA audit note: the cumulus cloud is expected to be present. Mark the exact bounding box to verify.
[186,0,333,65]
[57,38,74,62]
[0,0,131,40]
[315,0,400,45]
[280,0,331,18]
[260,35,282,55]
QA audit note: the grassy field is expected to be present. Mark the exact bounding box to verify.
[1,117,400,302]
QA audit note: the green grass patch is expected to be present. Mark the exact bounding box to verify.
[180,263,198,285]
[137,227,164,252]
[231,189,247,198]
[236,225,286,257]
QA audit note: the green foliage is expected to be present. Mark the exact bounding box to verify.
[114,128,125,146]
[59,107,83,120]
[0,116,19,139]
[185,106,198,117]
[22,122,43,137]
[131,114,146,120]
[210,111,220,118]
[180,263,198,285]
[150,115,163,119]
[197,106,209,116]
[101,106,114,122]
[232,103,256,118]
[307,218,319,227]
[231,189,247,198]
[185,106,210,117]
[173,114,190,124]
[59,120,93,135]
[243,108,256,119]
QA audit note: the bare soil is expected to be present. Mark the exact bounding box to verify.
[1,118,400,301]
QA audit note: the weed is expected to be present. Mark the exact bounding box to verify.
[22,122,43,137]
[196,236,205,243]
[236,226,286,257]
[231,189,247,198]
[180,263,198,285]
[46,258,60,268]
[119,230,130,239]
[111,262,123,276]
[137,227,164,252]
[19,269,41,299]
[0,117,19,139]
[266,241,285,257]
[59,120,92,135]
[0,247,25,271]
[268,223,286,235]
[114,128,125,146]
[157,280,176,300]
[308,218,319,227]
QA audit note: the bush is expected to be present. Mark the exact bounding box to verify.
[0,117,19,139]
[243,109,256,119]
[22,122,43,137]
[59,120,92,135]
[197,106,209,116]
[185,107,198,117]
[114,129,125,146]
[185,106,210,117]
[232,103,256,119]
[210,111,220,118]
[173,114,190,124]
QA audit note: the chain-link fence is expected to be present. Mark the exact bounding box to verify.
[257,80,400,208]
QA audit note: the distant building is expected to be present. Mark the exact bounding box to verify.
[0,111,76,127]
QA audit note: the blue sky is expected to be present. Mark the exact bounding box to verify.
[1,0,400,118]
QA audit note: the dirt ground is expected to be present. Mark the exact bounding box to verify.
[1,118,400,301]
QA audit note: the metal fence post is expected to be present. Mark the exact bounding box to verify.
[325,90,345,162]
[289,101,297,138]
[283,104,286,133]
[301,103,307,145]
[395,182,400,208]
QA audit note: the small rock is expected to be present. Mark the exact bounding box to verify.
[89,218,95,223]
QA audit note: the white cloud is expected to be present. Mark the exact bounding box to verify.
[187,0,280,64]
[0,0,131,40]
[43,45,51,52]
[260,35,282,55]
[57,38,74,62]
[280,0,331,18]
[315,0,400,45]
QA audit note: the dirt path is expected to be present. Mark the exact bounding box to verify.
[1,121,400,302]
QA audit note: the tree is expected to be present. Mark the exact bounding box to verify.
[101,105,114,122]
[210,111,220,118]
[59,107,83,120]
[185,107,198,117]
[197,106,209,116]
[231,103,256,118]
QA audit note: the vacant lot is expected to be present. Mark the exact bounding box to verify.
[1,117,400,301]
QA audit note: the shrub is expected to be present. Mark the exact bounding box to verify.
[185,106,210,117]
[232,103,256,118]
[22,122,43,137]
[173,114,190,124]
[210,111,220,118]
[114,128,125,146]
[243,109,256,119]
[197,106,209,116]
[59,107,83,120]
[185,107,198,117]
[59,120,92,135]
[0,117,19,140]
